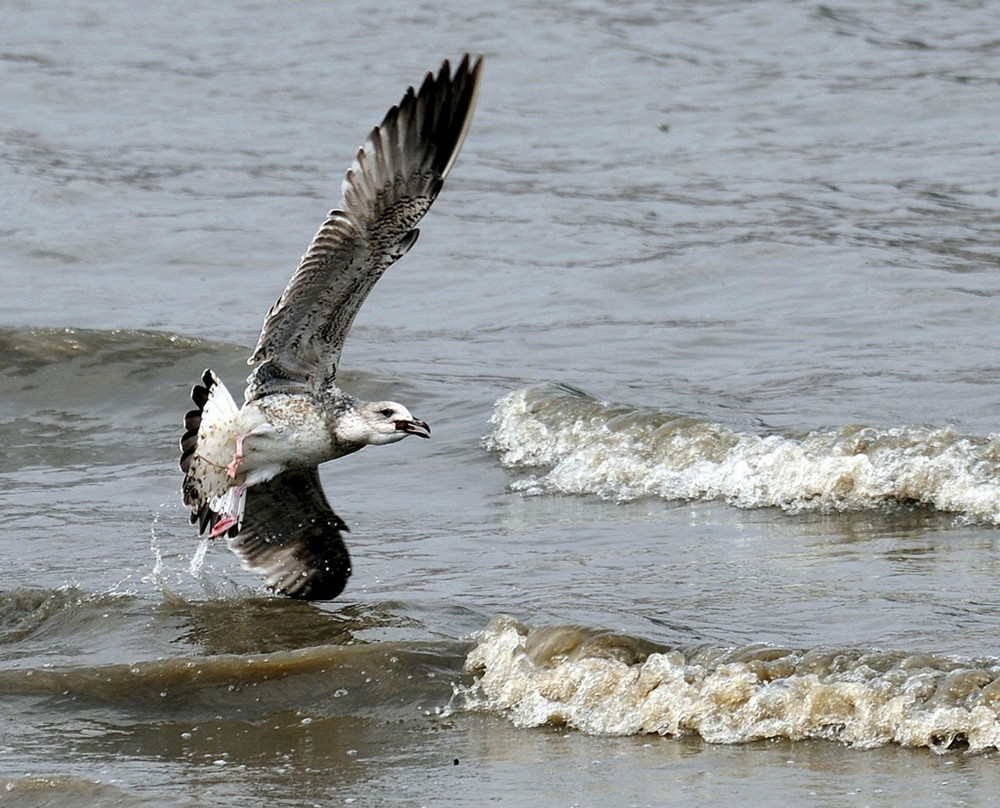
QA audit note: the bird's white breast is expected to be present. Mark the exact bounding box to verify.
[240,395,335,470]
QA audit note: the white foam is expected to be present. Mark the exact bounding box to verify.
[457,616,1000,752]
[486,385,1000,521]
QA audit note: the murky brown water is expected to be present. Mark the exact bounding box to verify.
[4,1,1000,805]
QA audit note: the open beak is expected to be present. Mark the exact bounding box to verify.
[395,418,431,439]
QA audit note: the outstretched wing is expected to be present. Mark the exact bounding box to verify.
[228,467,352,600]
[245,54,483,401]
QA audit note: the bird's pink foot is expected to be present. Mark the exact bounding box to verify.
[209,483,247,538]
[210,514,238,538]
[226,434,248,479]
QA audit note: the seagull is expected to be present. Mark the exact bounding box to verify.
[178,55,482,600]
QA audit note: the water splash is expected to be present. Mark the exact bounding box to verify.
[143,513,166,590]
[188,536,210,578]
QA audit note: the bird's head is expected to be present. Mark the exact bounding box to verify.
[338,400,431,446]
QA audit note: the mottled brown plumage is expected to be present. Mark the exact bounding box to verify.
[179,55,482,600]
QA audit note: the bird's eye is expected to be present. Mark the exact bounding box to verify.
[379,408,394,418]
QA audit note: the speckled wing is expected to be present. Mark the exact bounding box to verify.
[228,467,352,600]
[245,54,483,401]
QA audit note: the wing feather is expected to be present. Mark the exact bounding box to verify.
[245,54,483,401]
[229,467,352,600]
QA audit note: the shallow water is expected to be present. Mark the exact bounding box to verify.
[4,0,1000,805]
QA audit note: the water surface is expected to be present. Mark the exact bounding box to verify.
[3,1,1000,805]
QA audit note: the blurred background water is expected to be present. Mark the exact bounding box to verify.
[3,1,1000,805]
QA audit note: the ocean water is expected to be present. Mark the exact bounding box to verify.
[3,1,1000,805]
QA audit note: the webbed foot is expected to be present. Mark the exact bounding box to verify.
[210,483,247,538]
[210,515,238,538]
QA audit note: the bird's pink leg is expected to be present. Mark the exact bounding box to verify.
[226,433,248,479]
[210,484,246,538]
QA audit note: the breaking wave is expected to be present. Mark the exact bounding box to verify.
[486,384,1000,521]
[457,616,1000,753]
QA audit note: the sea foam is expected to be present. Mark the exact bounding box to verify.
[458,616,1000,752]
[486,385,1000,521]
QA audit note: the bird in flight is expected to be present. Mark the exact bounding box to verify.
[179,55,482,599]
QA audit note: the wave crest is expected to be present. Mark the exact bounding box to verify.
[458,616,1000,752]
[486,385,1000,521]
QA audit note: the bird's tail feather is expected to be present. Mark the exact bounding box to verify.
[180,369,241,535]
[180,369,237,474]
